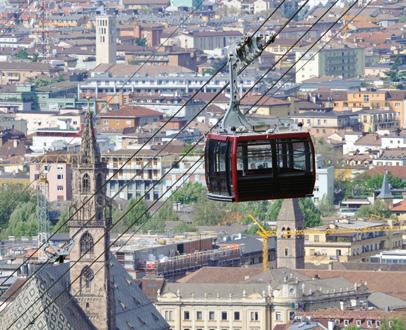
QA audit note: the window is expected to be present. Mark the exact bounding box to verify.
[82,173,90,193]
[251,311,259,321]
[234,311,240,321]
[356,320,362,326]
[80,232,94,256]
[275,312,282,321]
[209,311,215,320]
[184,311,190,320]
[221,312,227,320]
[57,174,64,180]
[367,320,373,327]
[344,320,349,326]
[80,266,94,292]
[314,235,319,242]
[164,311,172,321]
[57,185,63,191]
[285,248,288,256]
[196,311,203,320]
[376,321,381,327]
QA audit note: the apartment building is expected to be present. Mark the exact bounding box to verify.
[103,149,176,201]
[358,110,399,133]
[305,219,402,264]
[295,47,365,83]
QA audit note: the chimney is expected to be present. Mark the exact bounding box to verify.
[340,301,345,311]
[13,139,18,148]
[328,320,335,330]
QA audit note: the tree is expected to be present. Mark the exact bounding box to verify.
[299,198,322,227]
[192,198,226,226]
[356,200,392,219]
[152,202,179,223]
[135,38,147,47]
[0,184,33,230]
[5,201,37,237]
[172,182,206,204]
[380,318,405,330]
[318,195,336,217]
[174,222,197,233]
[15,49,29,60]
[266,200,283,220]
[115,198,151,233]
[52,207,70,233]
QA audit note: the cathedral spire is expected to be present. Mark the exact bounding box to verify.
[79,98,100,165]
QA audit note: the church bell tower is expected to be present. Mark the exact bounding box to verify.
[69,101,114,330]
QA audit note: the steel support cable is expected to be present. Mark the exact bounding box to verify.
[0,0,209,227]
[16,4,347,324]
[19,5,381,325]
[252,0,374,109]
[19,153,204,330]
[243,1,361,115]
[0,1,297,311]
[54,160,205,324]
[13,3,321,321]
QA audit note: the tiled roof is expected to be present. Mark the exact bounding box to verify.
[100,106,163,118]
[391,200,406,212]
[354,134,381,146]
[366,166,406,180]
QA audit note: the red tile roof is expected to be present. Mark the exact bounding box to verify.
[391,200,406,212]
[366,166,406,180]
[100,106,163,118]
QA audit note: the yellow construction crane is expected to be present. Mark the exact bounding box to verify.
[248,214,272,272]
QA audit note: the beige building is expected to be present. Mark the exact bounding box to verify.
[156,267,369,330]
[305,219,403,264]
[96,15,117,66]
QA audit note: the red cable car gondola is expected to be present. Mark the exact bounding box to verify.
[204,35,316,202]
[205,132,315,202]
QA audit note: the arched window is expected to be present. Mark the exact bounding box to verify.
[80,266,94,292]
[82,174,90,193]
[80,232,94,256]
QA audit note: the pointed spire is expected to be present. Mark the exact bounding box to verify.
[79,98,100,165]
[377,170,393,200]
[277,199,304,224]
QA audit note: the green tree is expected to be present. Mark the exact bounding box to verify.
[15,49,29,60]
[115,198,151,232]
[299,198,322,227]
[135,38,147,47]
[174,222,197,233]
[192,198,226,226]
[380,318,405,330]
[356,200,392,219]
[0,184,33,230]
[5,201,37,237]
[318,195,336,217]
[172,182,206,204]
[152,202,179,223]
[52,207,70,233]
[266,200,283,220]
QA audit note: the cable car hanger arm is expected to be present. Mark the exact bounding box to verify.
[220,34,276,134]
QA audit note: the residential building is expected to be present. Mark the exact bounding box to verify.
[156,267,369,330]
[29,160,73,202]
[103,149,176,201]
[292,111,358,138]
[295,47,365,83]
[30,127,81,153]
[177,31,242,51]
[0,62,60,85]
[372,148,406,167]
[97,106,163,133]
[305,219,403,264]
[96,15,117,65]
[358,110,399,133]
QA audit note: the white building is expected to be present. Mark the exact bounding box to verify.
[313,166,335,204]
[369,250,406,264]
[96,15,116,66]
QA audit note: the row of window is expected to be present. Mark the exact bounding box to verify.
[165,311,260,322]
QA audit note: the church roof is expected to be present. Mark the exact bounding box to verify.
[0,263,96,330]
[79,103,101,165]
[0,255,169,330]
[377,170,394,200]
[277,199,304,223]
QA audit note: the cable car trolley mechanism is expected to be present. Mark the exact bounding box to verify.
[205,34,316,202]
